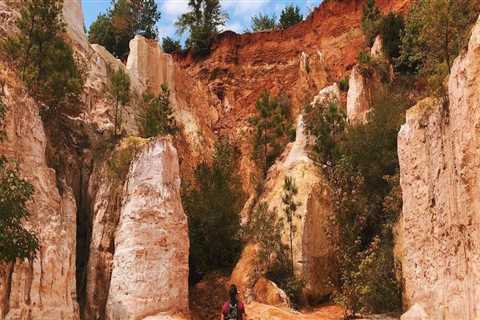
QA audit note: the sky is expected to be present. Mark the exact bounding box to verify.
[82,0,323,43]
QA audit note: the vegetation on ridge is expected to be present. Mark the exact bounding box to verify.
[88,0,161,59]
[3,0,84,114]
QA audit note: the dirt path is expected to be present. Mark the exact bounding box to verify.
[189,273,344,320]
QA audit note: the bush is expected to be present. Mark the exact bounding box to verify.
[244,202,304,308]
[182,138,245,280]
[88,0,161,58]
[338,78,349,92]
[379,13,404,60]
[279,5,303,29]
[303,98,346,163]
[249,91,295,178]
[162,37,182,54]
[304,89,407,316]
[175,0,228,58]
[397,0,478,79]
[249,13,277,32]
[4,0,84,114]
[139,84,178,137]
[108,67,130,137]
[107,136,147,182]
[361,0,381,46]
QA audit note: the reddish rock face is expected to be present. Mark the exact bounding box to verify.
[167,0,411,191]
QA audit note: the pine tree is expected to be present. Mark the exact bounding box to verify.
[175,0,228,57]
[281,176,300,276]
[279,5,303,29]
[361,0,382,46]
[89,0,161,58]
[162,37,182,54]
[108,67,130,137]
[141,84,178,137]
[250,13,277,32]
[249,91,294,179]
[4,0,84,112]
[182,138,245,278]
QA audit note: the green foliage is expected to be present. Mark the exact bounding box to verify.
[338,78,349,92]
[175,0,228,58]
[279,4,303,29]
[107,137,146,182]
[304,90,406,316]
[281,176,301,276]
[303,99,346,163]
[0,153,38,262]
[397,0,478,79]
[244,202,304,308]
[162,36,182,54]
[4,0,84,113]
[361,0,381,46]
[249,91,295,179]
[379,13,405,59]
[249,13,277,32]
[244,202,285,264]
[140,84,178,137]
[108,67,131,137]
[88,0,161,58]
[182,138,245,278]
[88,13,116,54]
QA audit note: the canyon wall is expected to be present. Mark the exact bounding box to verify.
[231,85,339,304]
[397,15,480,320]
[0,64,79,320]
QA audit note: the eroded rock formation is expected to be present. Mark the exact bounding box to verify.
[232,85,338,305]
[397,15,480,320]
[0,65,79,320]
[106,137,189,320]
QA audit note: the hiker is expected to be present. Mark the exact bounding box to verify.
[221,284,245,320]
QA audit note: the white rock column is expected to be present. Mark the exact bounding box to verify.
[106,137,189,320]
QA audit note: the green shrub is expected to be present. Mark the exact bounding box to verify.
[338,78,349,92]
[107,137,147,182]
[4,0,84,114]
[244,202,304,308]
[107,67,130,137]
[175,0,228,58]
[162,37,182,54]
[182,138,245,279]
[139,84,178,137]
[379,13,405,60]
[303,99,346,163]
[249,13,277,32]
[249,91,295,178]
[361,0,381,46]
[88,0,161,59]
[397,0,478,80]
[279,5,303,29]
[304,89,407,316]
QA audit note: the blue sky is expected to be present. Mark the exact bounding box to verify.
[82,0,323,43]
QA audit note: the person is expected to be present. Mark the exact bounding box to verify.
[221,284,245,320]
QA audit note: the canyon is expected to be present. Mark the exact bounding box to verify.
[0,0,479,320]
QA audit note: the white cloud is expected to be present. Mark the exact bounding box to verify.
[222,22,244,33]
[222,0,271,15]
[161,0,189,17]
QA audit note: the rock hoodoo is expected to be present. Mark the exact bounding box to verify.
[397,15,480,320]
[106,137,189,320]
